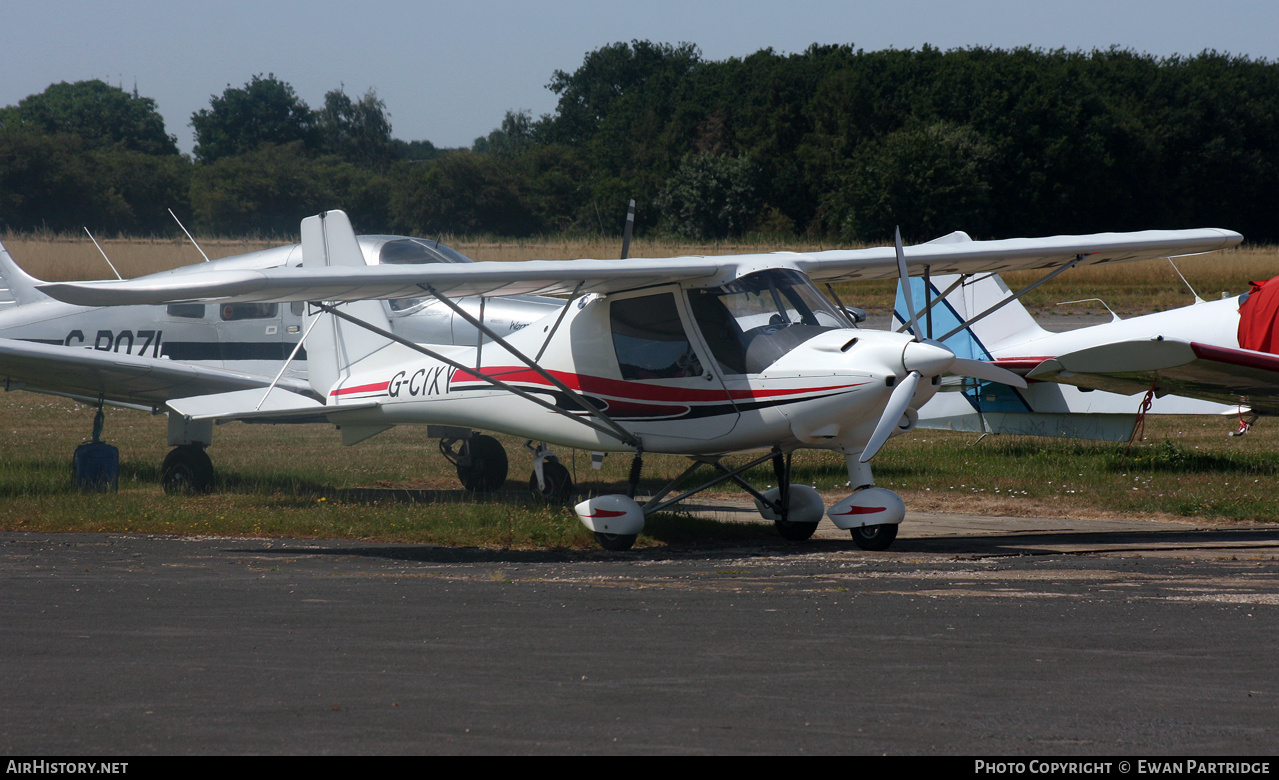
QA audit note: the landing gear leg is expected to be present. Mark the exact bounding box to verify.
[831,452,903,551]
[770,451,818,541]
[526,441,573,504]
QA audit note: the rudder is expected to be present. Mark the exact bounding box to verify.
[302,211,395,399]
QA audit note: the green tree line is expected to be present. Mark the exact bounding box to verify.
[2,44,1277,242]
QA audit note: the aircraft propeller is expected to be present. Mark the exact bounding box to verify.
[859,227,1026,463]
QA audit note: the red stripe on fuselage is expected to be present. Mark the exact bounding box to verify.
[449,366,861,402]
[330,381,390,397]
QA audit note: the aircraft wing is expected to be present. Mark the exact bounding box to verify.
[1023,338,1279,413]
[37,220,1242,307]
[0,337,317,410]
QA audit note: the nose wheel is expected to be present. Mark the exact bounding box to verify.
[529,460,573,504]
[850,523,898,551]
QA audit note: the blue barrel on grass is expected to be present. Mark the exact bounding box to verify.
[73,441,119,492]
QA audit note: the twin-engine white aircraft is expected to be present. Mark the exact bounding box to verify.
[40,210,1242,550]
[0,233,560,491]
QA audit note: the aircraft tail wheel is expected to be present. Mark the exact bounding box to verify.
[455,434,508,492]
[529,460,573,504]
[774,519,819,541]
[850,523,898,551]
[161,445,214,495]
[594,532,637,551]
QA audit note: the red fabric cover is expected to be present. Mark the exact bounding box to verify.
[1237,277,1279,353]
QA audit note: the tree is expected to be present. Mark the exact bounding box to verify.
[543,41,701,145]
[389,151,539,236]
[0,79,178,156]
[656,152,760,239]
[825,121,997,242]
[316,87,396,170]
[190,74,315,163]
[189,142,388,235]
[473,110,537,158]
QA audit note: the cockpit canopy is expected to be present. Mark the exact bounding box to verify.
[610,269,853,379]
[365,237,475,312]
[373,237,474,267]
[690,269,850,373]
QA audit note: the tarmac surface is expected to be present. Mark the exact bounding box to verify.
[3,509,1279,756]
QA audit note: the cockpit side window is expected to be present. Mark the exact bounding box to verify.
[611,293,702,380]
[166,303,205,319]
[689,270,844,374]
[220,302,278,321]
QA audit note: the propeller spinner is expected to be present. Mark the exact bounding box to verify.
[859,227,1026,463]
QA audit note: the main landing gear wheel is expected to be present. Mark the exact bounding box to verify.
[850,523,898,551]
[594,532,638,551]
[455,434,508,492]
[161,445,214,495]
[529,460,573,504]
[774,518,819,541]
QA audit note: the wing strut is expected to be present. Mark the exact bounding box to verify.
[641,451,782,516]
[256,311,326,410]
[895,274,972,334]
[314,302,640,449]
[935,254,1086,342]
[535,282,583,362]
[421,284,639,448]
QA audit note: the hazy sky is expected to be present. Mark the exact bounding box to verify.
[5,0,1277,155]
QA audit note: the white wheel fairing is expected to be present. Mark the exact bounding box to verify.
[827,487,906,530]
[753,484,825,525]
[574,494,646,535]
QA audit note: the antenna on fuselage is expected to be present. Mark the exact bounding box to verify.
[82,228,122,280]
[1167,257,1206,304]
[620,199,635,259]
[168,208,212,263]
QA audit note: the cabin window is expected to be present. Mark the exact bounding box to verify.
[166,303,205,319]
[220,302,278,321]
[610,293,701,380]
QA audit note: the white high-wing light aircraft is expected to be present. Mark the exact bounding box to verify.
[0,233,560,491]
[40,210,1242,550]
[898,262,1276,437]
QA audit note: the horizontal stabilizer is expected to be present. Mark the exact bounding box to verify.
[167,388,327,421]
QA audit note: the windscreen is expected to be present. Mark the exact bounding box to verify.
[689,269,847,374]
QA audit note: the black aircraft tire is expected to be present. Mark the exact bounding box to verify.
[774,519,819,541]
[529,461,573,505]
[161,446,215,495]
[594,532,638,551]
[456,435,508,492]
[851,523,898,551]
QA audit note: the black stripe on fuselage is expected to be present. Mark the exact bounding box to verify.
[161,342,308,361]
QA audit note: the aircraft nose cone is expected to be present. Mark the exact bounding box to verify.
[902,340,955,376]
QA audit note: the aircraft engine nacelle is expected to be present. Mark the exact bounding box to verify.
[753,484,825,524]
[827,487,906,530]
[574,494,646,535]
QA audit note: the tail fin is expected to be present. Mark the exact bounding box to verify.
[0,240,50,308]
[301,211,393,399]
[895,271,1052,415]
[894,272,1049,358]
